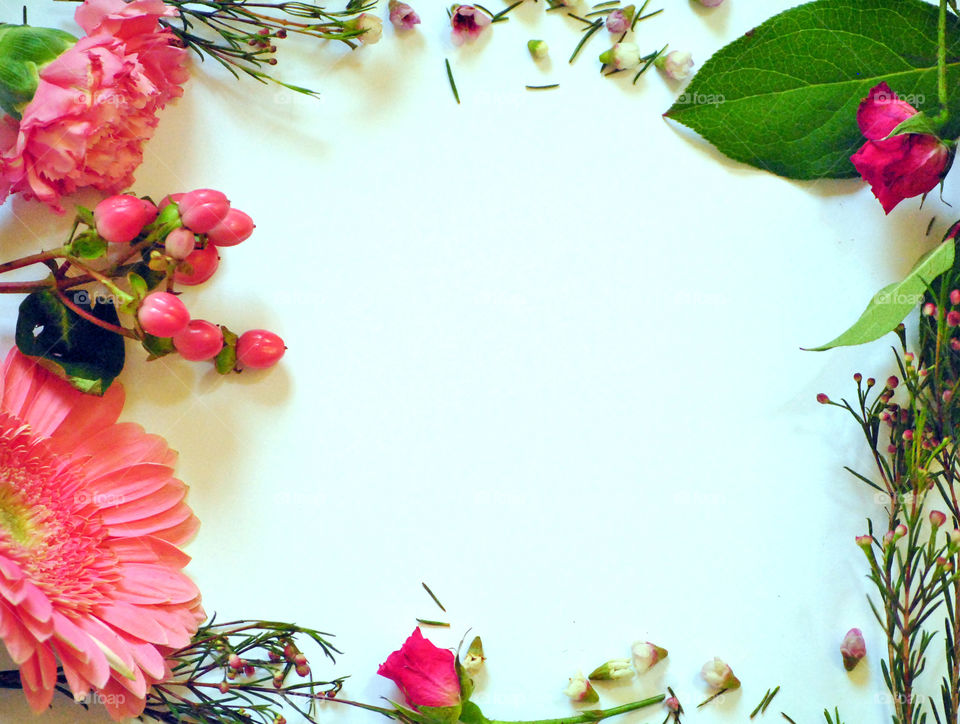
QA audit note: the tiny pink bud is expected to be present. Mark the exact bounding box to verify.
[227,653,243,670]
[940,557,954,572]
[389,0,421,29]
[904,352,915,364]
[293,653,308,667]
[853,372,862,383]
[903,429,914,441]
[895,523,908,538]
[700,658,740,690]
[948,311,960,328]
[563,672,599,703]
[887,444,897,453]
[855,534,872,549]
[840,628,865,671]
[164,227,196,260]
[951,289,960,305]
[600,42,641,69]
[656,50,693,80]
[138,292,190,338]
[273,673,285,689]
[605,6,633,33]
[886,376,899,389]
[665,697,680,712]
[950,529,960,546]
[945,390,954,403]
[207,208,255,247]
[178,188,231,234]
[816,393,830,404]
[244,665,256,677]
[631,641,668,674]
[219,681,230,694]
[866,377,876,387]
[931,510,948,528]
[883,530,896,545]
[94,195,158,244]
[295,663,311,677]
[924,302,938,317]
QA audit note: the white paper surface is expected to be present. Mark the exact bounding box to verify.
[0,1,948,722]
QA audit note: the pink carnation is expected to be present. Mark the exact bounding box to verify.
[0,0,188,211]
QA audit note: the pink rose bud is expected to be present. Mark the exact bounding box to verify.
[850,82,953,214]
[207,208,255,247]
[605,5,634,33]
[178,189,231,233]
[451,5,492,43]
[599,42,641,70]
[931,510,947,528]
[563,672,599,703]
[631,641,668,674]
[656,50,693,80]
[840,628,865,671]
[138,292,190,338]
[353,13,383,44]
[389,0,421,29]
[94,195,158,244]
[164,227,197,260]
[378,629,462,709]
[700,658,740,690]
[528,39,549,59]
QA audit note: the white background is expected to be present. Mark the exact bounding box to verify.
[0,0,950,722]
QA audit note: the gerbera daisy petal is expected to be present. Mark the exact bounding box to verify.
[0,350,202,715]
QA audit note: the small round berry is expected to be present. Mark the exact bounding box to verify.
[949,310,960,327]
[165,227,196,260]
[178,188,230,233]
[237,329,286,369]
[174,244,220,286]
[138,292,190,337]
[816,393,829,404]
[924,302,938,317]
[207,208,255,247]
[887,376,899,389]
[173,320,224,361]
[94,195,158,244]
[951,289,960,306]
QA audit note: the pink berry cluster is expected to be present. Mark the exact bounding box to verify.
[91,189,285,371]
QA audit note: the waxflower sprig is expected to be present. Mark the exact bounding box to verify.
[0,188,285,393]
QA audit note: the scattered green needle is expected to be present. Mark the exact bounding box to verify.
[444,59,460,104]
[782,714,798,724]
[416,618,450,627]
[751,687,780,718]
[526,83,560,89]
[763,687,780,714]
[569,19,603,63]
[421,582,446,612]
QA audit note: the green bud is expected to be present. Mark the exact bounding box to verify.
[588,658,633,680]
[527,39,549,60]
[0,25,77,119]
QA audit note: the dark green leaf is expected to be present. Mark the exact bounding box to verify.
[68,231,107,260]
[141,333,175,360]
[15,289,124,395]
[665,0,960,179]
[805,239,954,350]
[459,702,490,724]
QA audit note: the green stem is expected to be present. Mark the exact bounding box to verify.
[489,696,666,724]
[939,0,949,121]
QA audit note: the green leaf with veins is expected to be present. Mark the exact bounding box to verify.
[665,0,960,179]
[15,289,125,394]
[806,239,955,350]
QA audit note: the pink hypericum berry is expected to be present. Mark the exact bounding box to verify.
[931,510,948,528]
[94,195,158,244]
[237,330,286,370]
[840,628,866,671]
[159,192,184,211]
[178,189,231,234]
[389,0,421,29]
[165,227,197,260]
[174,244,220,286]
[173,320,224,361]
[138,292,190,338]
[207,208,255,247]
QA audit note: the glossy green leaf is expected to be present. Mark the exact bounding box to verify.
[15,289,125,394]
[806,239,955,351]
[664,0,960,179]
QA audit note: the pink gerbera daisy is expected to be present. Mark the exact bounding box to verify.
[0,350,203,720]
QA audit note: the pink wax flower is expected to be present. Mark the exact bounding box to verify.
[451,5,492,43]
[656,50,694,80]
[389,0,421,29]
[850,82,952,214]
[0,0,188,211]
[840,628,866,671]
[378,628,461,710]
[605,6,634,33]
[563,671,599,703]
[631,641,668,674]
[701,657,740,690]
[0,349,203,720]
